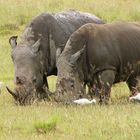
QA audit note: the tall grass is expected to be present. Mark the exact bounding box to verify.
[0,0,140,140]
[0,0,140,28]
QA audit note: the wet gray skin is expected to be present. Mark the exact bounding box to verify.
[7,37,49,105]
[7,10,104,105]
[55,44,87,104]
[55,22,140,104]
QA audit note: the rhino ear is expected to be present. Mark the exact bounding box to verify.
[9,36,18,49]
[69,46,86,65]
[32,39,41,53]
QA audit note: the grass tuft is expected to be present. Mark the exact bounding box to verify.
[34,115,58,134]
[1,0,140,139]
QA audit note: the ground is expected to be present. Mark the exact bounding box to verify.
[0,0,140,140]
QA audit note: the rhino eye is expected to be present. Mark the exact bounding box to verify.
[71,83,74,88]
[33,77,37,83]
[69,79,74,88]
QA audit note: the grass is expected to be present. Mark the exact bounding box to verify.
[0,0,140,139]
[34,115,58,134]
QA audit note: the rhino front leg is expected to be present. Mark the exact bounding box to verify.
[97,70,116,104]
[87,78,99,98]
[135,76,140,92]
[127,75,140,97]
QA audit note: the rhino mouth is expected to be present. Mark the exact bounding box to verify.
[6,85,53,105]
[6,86,38,105]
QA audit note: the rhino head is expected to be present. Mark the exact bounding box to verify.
[55,46,86,104]
[7,36,49,105]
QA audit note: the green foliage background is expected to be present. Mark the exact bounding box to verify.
[0,0,140,140]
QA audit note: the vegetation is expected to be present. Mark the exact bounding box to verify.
[34,115,58,134]
[0,0,140,139]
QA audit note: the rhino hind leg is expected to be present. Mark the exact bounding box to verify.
[96,70,116,104]
[126,75,140,96]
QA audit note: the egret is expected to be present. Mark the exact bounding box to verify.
[129,93,140,102]
[73,98,96,105]
[0,82,2,88]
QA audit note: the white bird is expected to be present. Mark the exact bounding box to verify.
[129,93,140,102]
[73,98,96,105]
[0,82,2,88]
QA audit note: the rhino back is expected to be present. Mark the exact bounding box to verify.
[61,22,140,82]
[19,11,104,75]
[88,23,140,65]
[54,10,103,39]
[83,22,140,82]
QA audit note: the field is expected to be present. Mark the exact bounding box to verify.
[0,0,140,139]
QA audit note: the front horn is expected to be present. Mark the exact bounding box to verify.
[6,86,17,99]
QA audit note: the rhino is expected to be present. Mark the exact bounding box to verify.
[55,22,140,104]
[7,10,104,105]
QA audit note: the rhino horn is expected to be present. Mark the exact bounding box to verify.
[70,46,86,65]
[9,36,18,49]
[6,86,17,99]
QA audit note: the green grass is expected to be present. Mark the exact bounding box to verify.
[1,0,140,139]
[34,115,58,134]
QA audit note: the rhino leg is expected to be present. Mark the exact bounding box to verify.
[96,70,116,104]
[87,78,99,98]
[136,76,140,92]
[127,75,140,96]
